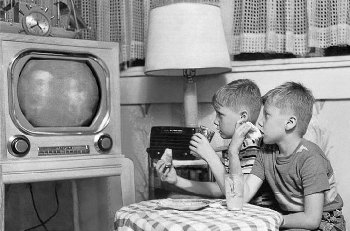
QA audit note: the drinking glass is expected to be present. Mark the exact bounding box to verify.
[225,173,244,210]
[197,125,215,142]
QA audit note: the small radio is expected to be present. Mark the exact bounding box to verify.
[147,126,198,160]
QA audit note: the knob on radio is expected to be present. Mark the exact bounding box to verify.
[95,134,113,152]
[9,135,30,157]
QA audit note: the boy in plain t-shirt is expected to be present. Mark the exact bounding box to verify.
[228,82,345,230]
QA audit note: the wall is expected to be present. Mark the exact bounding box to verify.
[120,56,350,230]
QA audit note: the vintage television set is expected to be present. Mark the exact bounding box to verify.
[0,33,135,231]
[0,33,131,184]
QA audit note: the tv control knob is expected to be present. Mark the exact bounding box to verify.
[96,134,113,152]
[10,136,30,157]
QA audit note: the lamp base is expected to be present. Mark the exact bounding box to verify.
[183,77,198,127]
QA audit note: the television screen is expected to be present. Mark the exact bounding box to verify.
[17,59,100,127]
[9,50,110,135]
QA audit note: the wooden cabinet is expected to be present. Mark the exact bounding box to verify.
[0,34,135,231]
[0,156,135,231]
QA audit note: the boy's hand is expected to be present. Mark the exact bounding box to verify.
[229,118,254,152]
[189,133,216,161]
[155,159,177,184]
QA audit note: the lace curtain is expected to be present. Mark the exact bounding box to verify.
[231,0,350,56]
[73,0,350,64]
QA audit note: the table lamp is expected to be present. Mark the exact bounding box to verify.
[144,3,231,127]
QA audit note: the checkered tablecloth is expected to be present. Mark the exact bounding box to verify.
[114,199,283,231]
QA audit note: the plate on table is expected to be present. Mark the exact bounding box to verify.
[157,199,209,211]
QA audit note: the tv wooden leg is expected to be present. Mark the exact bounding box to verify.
[121,158,135,206]
[72,180,80,231]
[0,166,4,231]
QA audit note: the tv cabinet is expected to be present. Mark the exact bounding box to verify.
[0,155,135,231]
[0,33,133,230]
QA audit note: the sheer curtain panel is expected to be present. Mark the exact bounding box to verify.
[73,0,350,63]
[230,0,350,56]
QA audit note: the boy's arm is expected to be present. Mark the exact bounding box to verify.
[281,192,324,230]
[227,144,263,202]
[175,176,223,198]
[189,134,227,194]
[228,120,264,202]
[200,148,227,195]
[281,153,328,230]
[156,158,224,198]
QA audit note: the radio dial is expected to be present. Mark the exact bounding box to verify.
[10,136,30,157]
[96,134,113,152]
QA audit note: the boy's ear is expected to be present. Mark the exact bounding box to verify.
[240,110,248,122]
[285,116,297,131]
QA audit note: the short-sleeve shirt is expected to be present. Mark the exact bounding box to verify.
[250,138,343,212]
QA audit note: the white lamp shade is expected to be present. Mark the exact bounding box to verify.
[145,3,231,76]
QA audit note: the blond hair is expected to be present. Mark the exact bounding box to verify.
[262,82,315,136]
[212,79,261,124]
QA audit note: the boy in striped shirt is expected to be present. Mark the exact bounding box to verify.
[156,79,277,208]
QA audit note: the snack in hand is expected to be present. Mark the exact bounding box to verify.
[245,122,262,140]
[161,148,173,169]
